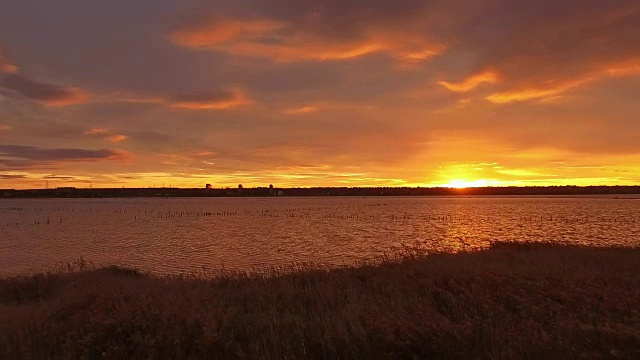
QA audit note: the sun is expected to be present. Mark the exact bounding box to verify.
[443,179,490,188]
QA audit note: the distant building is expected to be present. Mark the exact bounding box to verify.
[205,184,212,189]
[238,184,243,189]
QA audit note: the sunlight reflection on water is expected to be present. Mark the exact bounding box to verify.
[1,196,639,275]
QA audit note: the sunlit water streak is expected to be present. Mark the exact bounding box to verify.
[1,196,639,276]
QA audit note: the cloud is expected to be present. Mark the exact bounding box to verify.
[0,45,18,74]
[1,74,90,107]
[0,125,12,131]
[463,2,640,103]
[280,101,376,116]
[283,106,320,115]
[169,1,639,104]
[169,1,443,63]
[170,18,286,48]
[84,128,110,136]
[113,88,250,110]
[195,151,216,157]
[0,145,130,170]
[0,44,89,106]
[168,88,250,110]
[83,128,128,143]
[485,77,592,104]
[106,135,127,143]
[0,173,26,180]
[438,71,499,92]
[1,0,640,187]
[43,175,76,180]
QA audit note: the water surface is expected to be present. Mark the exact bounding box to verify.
[1,196,639,275]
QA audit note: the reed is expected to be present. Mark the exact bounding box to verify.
[1,242,639,359]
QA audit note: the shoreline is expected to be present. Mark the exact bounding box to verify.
[3,185,640,199]
[2,242,639,359]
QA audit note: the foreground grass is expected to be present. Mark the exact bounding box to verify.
[1,243,639,359]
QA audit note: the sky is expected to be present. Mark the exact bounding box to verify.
[0,0,639,189]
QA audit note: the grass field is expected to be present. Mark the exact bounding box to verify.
[1,242,639,359]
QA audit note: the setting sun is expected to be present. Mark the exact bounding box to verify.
[442,179,491,188]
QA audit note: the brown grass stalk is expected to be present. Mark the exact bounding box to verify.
[1,242,639,359]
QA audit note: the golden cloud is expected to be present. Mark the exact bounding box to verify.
[84,128,128,143]
[106,135,128,143]
[467,3,640,104]
[438,71,499,92]
[283,106,320,115]
[170,17,443,63]
[169,88,250,110]
[486,59,640,104]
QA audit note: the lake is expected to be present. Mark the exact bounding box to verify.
[1,196,639,276]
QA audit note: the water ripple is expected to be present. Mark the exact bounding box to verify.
[1,196,639,276]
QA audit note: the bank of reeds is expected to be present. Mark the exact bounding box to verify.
[1,242,639,359]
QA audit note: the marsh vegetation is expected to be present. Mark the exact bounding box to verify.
[1,242,639,359]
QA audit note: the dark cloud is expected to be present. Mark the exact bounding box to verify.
[43,175,76,180]
[0,145,130,170]
[1,74,90,106]
[0,145,128,162]
[0,173,26,180]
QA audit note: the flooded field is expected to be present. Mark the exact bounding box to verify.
[1,196,639,276]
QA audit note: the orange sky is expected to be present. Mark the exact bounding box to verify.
[1,0,639,189]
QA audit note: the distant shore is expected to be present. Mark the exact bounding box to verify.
[2,242,639,359]
[2,185,640,199]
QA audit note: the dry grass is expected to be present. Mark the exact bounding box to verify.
[1,242,639,359]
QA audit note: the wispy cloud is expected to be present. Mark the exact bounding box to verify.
[1,74,90,107]
[461,2,640,103]
[84,128,110,136]
[170,1,443,63]
[0,173,26,180]
[283,106,320,115]
[112,88,251,110]
[439,71,499,92]
[168,89,250,110]
[106,135,127,143]
[83,128,128,143]
[0,45,18,74]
